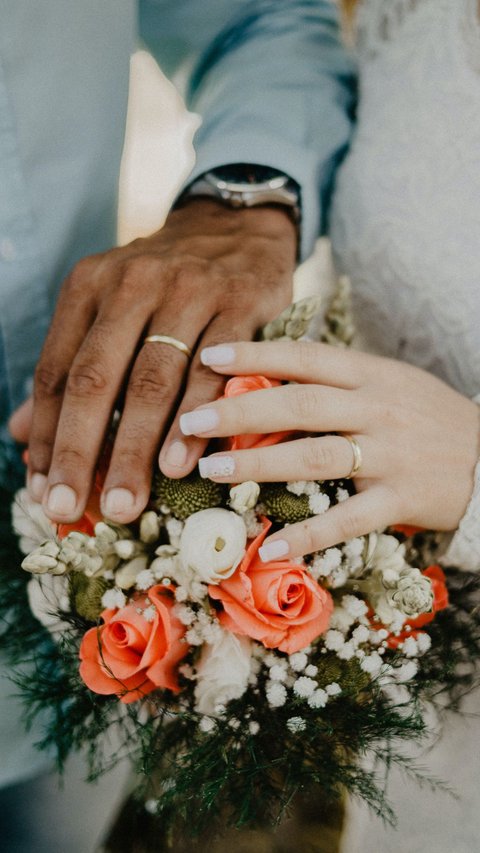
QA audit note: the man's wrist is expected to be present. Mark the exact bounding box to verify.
[176,163,301,254]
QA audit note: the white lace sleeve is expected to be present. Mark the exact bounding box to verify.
[440,394,480,572]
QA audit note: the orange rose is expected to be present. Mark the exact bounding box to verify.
[223,375,294,451]
[209,521,333,654]
[372,565,449,649]
[79,585,188,703]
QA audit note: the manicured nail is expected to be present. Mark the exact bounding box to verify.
[29,472,47,502]
[180,408,219,436]
[46,483,77,516]
[259,539,290,562]
[163,440,188,469]
[200,345,235,366]
[103,487,135,518]
[198,455,235,479]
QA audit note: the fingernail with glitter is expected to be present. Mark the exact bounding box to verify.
[198,455,235,479]
[259,539,290,562]
[180,408,219,436]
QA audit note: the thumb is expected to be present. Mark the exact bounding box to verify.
[9,396,33,444]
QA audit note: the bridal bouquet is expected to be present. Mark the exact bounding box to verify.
[2,291,480,837]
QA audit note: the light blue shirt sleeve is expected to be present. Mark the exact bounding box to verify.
[140,0,357,261]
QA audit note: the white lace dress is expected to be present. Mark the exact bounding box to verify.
[329,1,480,849]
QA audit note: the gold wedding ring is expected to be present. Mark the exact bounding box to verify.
[343,434,362,479]
[143,334,192,359]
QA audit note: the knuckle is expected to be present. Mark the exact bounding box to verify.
[66,362,110,397]
[68,255,97,289]
[54,446,88,471]
[128,367,171,405]
[301,438,334,475]
[291,385,319,422]
[297,342,316,375]
[34,364,66,400]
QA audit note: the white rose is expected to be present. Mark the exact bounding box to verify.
[194,630,252,716]
[179,508,247,584]
[229,481,260,515]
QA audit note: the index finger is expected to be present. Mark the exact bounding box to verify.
[200,340,380,389]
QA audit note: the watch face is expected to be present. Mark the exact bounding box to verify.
[211,164,286,186]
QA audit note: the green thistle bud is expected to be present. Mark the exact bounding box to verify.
[70,573,108,622]
[152,471,227,520]
[315,653,370,694]
[259,484,311,524]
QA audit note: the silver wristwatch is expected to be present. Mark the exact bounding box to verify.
[178,164,301,224]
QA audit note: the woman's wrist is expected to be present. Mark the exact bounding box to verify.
[440,394,480,571]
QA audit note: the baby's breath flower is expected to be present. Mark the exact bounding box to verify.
[336,487,349,503]
[337,640,356,660]
[401,636,419,658]
[308,492,330,514]
[324,630,345,652]
[248,721,260,735]
[266,681,287,708]
[310,547,342,580]
[325,682,341,696]
[175,605,196,626]
[143,605,156,622]
[360,652,383,676]
[416,632,432,654]
[289,651,308,672]
[308,688,328,709]
[293,676,317,698]
[286,716,307,733]
[269,664,288,682]
[342,594,368,619]
[305,664,318,677]
[101,588,127,610]
[135,568,155,591]
[351,625,370,645]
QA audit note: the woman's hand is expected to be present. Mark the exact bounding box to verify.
[179,340,480,559]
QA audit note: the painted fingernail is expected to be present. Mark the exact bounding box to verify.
[259,539,290,562]
[200,345,235,366]
[46,483,77,516]
[180,408,219,436]
[103,487,135,518]
[29,472,47,502]
[163,440,188,469]
[198,455,235,479]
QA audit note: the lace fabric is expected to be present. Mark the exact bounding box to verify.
[329,0,480,564]
[330,0,480,398]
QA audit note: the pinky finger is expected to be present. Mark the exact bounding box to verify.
[258,487,395,561]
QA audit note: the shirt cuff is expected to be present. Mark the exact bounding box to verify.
[176,132,324,263]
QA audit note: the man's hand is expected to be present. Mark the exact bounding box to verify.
[9,198,296,524]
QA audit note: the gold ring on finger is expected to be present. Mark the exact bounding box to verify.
[343,434,362,479]
[143,334,192,359]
